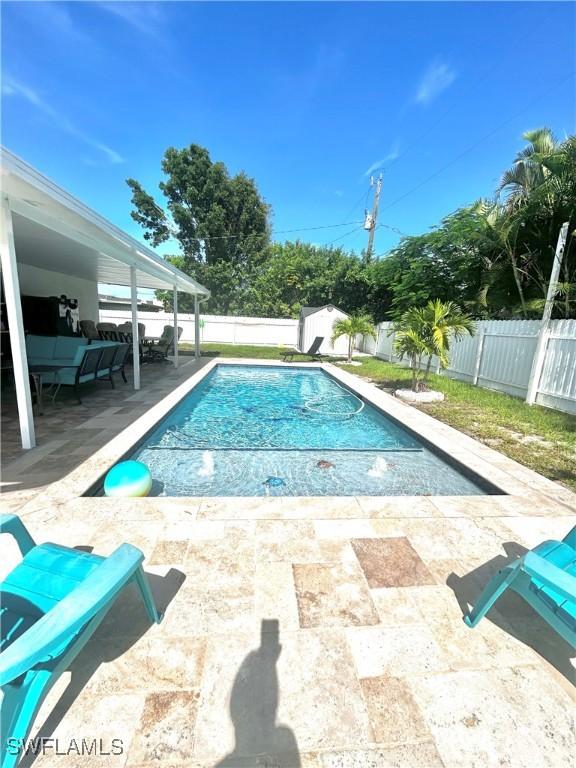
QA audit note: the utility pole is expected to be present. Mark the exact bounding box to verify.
[525,221,569,405]
[365,173,382,260]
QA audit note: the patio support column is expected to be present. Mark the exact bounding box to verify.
[130,265,140,390]
[194,295,200,359]
[173,285,179,369]
[0,196,35,448]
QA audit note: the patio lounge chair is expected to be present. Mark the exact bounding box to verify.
[0,513,161,768]
[147,325,183,362]
[463,526,576,648]
[282,336,325,362]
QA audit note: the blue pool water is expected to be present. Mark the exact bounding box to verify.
[128,365,495,496]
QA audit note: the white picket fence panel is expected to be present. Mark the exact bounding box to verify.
[99,309,299,347]
[360,319,576,414]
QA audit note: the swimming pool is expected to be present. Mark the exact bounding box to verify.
[123,364,498,497]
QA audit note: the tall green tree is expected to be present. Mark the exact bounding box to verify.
[127,144,271,313]
[244,241,371,318]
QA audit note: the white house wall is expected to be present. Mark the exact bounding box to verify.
[17,263,99,322]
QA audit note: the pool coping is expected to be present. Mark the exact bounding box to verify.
[13,356,575,514]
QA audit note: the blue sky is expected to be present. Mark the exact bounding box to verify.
[2,1,575,272]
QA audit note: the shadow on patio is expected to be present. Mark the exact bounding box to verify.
[447,542,576,685]
[18,565,186,768]
[217,620,300,768]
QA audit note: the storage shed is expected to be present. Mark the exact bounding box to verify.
[298,305,350,356]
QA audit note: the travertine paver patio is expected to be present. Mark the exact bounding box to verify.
[1,358,575,767]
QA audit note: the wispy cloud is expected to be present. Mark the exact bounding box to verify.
[2,76,123,164]
[415,60,456,105]
[364,142,401,176]
[97,2,165,38]
[334,190,344,197]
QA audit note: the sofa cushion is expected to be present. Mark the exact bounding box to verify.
[26,336,57,360]
[54,337,87,359]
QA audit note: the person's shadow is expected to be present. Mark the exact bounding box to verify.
[217,620,300,768]
[447,542,575,685]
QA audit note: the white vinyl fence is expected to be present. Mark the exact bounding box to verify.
[99,310,299,347]
[360,319,576,415]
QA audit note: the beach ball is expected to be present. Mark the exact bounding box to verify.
[104,460,152,498]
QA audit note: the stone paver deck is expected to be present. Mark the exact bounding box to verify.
[1,358,575,767]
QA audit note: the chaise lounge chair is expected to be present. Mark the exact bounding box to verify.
[0,514,161,768]
[282,336,325,362]
[463,526,576,648]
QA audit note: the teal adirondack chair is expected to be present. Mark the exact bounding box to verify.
[0,514,161,768]
[464,526,576,648]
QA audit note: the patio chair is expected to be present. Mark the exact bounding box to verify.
[111,342,131,384]
[117,323,146,358]
[79,320,100,341]
[97,323,120,342]
[0,513,161,768]
[95,344,118,388]
[117,322,145,340]
[282,336,325,362]
[463,526,576,648]
[147,325,182,362]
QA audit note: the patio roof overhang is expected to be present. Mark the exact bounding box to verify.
[0,147,209,451]
[1,147,210,297]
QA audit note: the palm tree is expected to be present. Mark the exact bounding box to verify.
[472,198,528,316]
[421,299,476,379]
[392,300,475,391]
[392,310,430,392]
[498,128,560,208]
[331,314,376,364]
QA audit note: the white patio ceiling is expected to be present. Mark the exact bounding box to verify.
[1,147,209,297]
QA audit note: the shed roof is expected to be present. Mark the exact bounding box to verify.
[299,304,349,319]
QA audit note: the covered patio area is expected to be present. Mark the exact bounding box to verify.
[0,148,209,451]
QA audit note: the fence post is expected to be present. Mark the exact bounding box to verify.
[472,331,485,385]
[526,330,550,405]
[526,221,569,405]
[390,331,395,362]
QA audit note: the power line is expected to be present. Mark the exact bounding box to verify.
[274,220,363,236]
[379,72,574,216]
[161,219,364,244]
[325,225,365,247]
[342,184,372,221]
[377,223,409,238]
[384,5,559,176]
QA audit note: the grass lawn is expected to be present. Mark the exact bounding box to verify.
[180,342,290,360]
[179,342,576,492]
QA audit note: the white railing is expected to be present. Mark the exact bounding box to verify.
[99,309,299,347]
[360,319,576,414]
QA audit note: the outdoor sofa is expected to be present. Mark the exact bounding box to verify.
[25,335,130,403]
